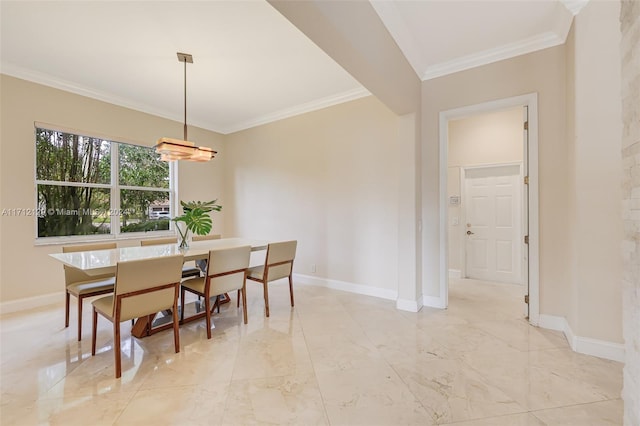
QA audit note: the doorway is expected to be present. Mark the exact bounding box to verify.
[439,94,539,325]
[462,163,522,284]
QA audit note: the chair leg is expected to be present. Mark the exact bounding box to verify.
[217,295,221,314]
[172,297,180,353]
[180,287,186,321]
[204,292,212,339]
[263,281,270,318]
[289,274,295,307]
[91,308,98,356]
[65,291,70,328]
[114,321,122,379]
[77,296,83,341]
[237,289,240,308]
[241,288,248,324]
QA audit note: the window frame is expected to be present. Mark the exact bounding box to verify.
[33,123,178,245]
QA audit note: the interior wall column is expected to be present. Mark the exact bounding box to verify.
[397,112,422,311]
[620,0,640,423]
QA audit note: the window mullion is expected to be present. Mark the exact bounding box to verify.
[171,161,178,232]
[35,180,112,189]
[119,185,170,192]
[111,143,120,237]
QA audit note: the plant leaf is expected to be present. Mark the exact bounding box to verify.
[173,199,219,235]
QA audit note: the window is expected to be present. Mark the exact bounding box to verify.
[35,127,173,239]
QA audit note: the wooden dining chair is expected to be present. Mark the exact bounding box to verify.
[191,234,221,242]
[191,233,221,272]
[62,242,117,341]
[140,237,200,278]
[180,246,251,339]
[140,237,177,246]
[91,254,184,378]
[246,240,297,317]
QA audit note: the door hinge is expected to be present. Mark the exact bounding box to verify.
[524,176,529,185]
[524,294,529,304]
[524,235,529,244]
[524,121,529,131]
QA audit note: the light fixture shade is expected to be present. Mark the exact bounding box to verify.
[189,146,216,162]
[155,137,196,159]
[156,52,216,162]
[160,153,187,161]
[155,138,216,162]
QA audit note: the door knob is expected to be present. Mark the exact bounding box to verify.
[467,230,474,235]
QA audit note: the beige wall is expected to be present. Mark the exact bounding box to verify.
[0,3,625,349]
[570,0,622,342]
[447,106,523,272]
[424,2,623,345]
[421,45,570,318]
[0,75,224,303]
[224,96,401,293]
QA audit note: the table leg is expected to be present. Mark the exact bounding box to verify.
[131,293,231,338]
[131,314,155,338]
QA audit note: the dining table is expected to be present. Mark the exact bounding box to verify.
[50,237,268,338]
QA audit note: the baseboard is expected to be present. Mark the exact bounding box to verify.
[1,291,61,316]
[294,273,397,301]
[537,314,568,332]
[5,275,401,316]
[538,314,625,362]
[423,294,447,309]
[448,269,462,279]
[396,298,421,312]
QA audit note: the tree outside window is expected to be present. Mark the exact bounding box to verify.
[35,128,173,238]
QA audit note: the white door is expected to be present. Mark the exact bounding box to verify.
[464,164,521,284]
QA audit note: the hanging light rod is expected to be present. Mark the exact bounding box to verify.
[176,52,193,63]
[154,52,216,162]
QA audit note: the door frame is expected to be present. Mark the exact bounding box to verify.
[439,93,539,325]
[459,162,523,283]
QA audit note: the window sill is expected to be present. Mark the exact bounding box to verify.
[34,231,176,247]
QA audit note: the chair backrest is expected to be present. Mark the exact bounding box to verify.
[192,234,221,242]
[265,240,297,281]
[114,254,184,321]
[140,237,177,246]
[62,242,117,286]
[206,246,251,295]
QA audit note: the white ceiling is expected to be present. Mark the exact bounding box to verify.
[372,0,583,80]
[0,0,583,135]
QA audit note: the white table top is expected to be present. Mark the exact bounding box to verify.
[49,237,268,276]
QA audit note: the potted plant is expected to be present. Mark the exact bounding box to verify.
[172,199,222,249]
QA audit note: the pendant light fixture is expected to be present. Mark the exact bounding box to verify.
[155,52,216,162]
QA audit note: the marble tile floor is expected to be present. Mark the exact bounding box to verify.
[0,278,623,425]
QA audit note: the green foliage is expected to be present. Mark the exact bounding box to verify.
[120,219,170,233]
[119,144,170,228]
[36,130,110,184]
[36,130,111,237]
[36,129,171,237]
[119,144,169,188]
[173,199,222,236]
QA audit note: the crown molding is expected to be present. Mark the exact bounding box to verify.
[422,31,564,81]
[372,0,574,82]
[2,62,369,136]
[0,62,202,128]
[220,87,371,134]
